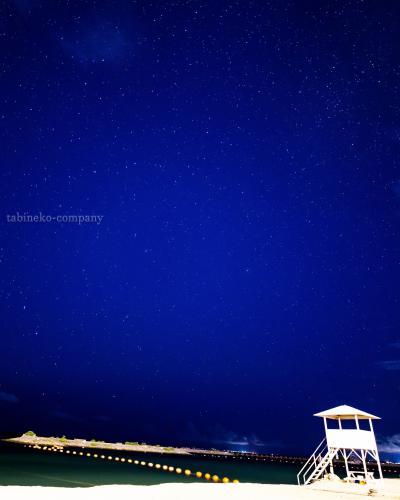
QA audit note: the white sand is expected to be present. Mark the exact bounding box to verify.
[1,480,400,500]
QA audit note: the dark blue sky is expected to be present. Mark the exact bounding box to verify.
[1,0,399,457]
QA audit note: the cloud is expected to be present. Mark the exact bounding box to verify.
[378,434,400,454]
[51,410,83,423]
[0,390,19,404]
[93,415,111,422]
[210,429,272,448]
[392,180,400,199]
[377,360,400,371]
[376,342,400,370]
[59,20,134,65]
[10,0,40,13]
[183,422,280,450]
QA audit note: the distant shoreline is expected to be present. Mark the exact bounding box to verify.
[5,433,230,457]
[3,433,306,463]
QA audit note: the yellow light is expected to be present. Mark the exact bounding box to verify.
[212,475,219,482]
[184,469,191,476]
[66,450,70,454]
[168,466,174,472]
[148,463,154,467]
[127,459,132,463]
[43,447,47,450]
[141,461,146,466]
[195,471,202,478]
[115,457,120,461]
[233,479,239,483]
[108,456,112,460]
[120,458,125,462]
[101,455,105,459]
[79,452,83,456]
[162,465,168,470]
[86,453,91,457]
[155,464,161,469]
[204,473,211,480]
[176,468,182,474]
[134,460,139,465]
[72,451,76,455]
[222,477,230,483]
[94,454,98,458]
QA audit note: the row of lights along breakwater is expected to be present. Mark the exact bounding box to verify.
[191,451,400,475]
[23,443,400,477]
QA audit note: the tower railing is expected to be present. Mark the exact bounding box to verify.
[297,437,330,485]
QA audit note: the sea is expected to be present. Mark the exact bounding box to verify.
[0,441,300,487]
[1,442,399,487]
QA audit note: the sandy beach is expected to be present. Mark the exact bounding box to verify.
[1,480,400,500]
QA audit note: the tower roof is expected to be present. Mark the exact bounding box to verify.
[313,404,380,420]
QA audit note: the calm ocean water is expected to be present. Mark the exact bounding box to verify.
[0,442,299,487]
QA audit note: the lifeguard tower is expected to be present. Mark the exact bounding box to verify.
[297,405,383,485]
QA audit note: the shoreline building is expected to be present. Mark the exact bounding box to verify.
[297,404,383,485]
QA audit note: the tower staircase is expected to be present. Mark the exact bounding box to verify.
[297,438,338,485]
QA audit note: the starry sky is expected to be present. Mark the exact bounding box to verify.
[1,0,400,457]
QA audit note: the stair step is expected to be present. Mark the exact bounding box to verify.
[304,449,337,485]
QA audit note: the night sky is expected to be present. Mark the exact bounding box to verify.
[1,1,400,458]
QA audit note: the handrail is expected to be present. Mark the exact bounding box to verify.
[296,438,326,485]
[299,447,337,485]
[301,450,327,484]
[301,452,325,483]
